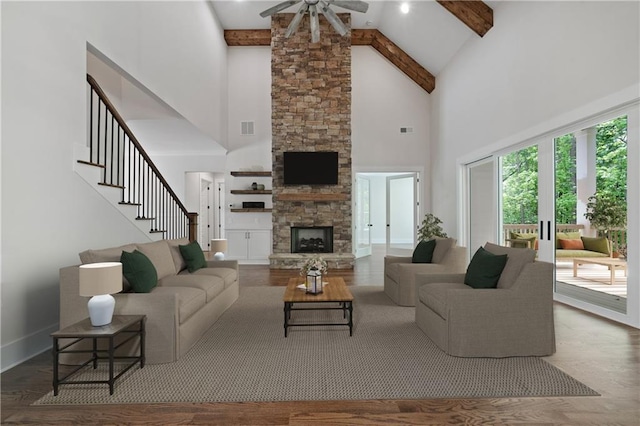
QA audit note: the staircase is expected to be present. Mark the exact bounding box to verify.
[75,74,197,241]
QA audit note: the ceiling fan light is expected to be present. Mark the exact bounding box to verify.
[400,3,410,14]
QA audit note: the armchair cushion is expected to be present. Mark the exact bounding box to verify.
[412,239,436,263]
[432,238,456,263]
[464,247,508,289]
[484,242,536,289]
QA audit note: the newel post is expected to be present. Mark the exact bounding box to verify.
[188,212,198,242]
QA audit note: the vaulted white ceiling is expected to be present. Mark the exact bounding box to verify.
[211,0,499,75]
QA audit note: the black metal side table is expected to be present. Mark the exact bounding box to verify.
[51,315,145,395]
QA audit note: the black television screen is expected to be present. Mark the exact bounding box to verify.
[283,151,339,185]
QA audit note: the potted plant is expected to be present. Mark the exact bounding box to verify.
[417,213,448,242]
[584,192,627,256]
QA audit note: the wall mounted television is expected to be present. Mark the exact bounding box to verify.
[283,151,339,185]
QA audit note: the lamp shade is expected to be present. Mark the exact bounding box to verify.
[210,239,228,253]
[79,262,123,296]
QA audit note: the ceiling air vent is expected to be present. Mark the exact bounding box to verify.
[400,127,414,134]
[241,121,255,136]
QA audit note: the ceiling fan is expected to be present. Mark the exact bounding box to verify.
[260,0,369,43]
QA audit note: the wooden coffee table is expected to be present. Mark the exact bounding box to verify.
[283,276,354,337]
[573,257,627,285]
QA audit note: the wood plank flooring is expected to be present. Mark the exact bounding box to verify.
[2,246,639,425]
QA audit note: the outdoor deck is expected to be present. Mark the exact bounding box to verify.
[555,259,627,298]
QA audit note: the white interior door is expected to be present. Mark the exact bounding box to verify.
[386,173,418,255]
[466,158,496,256]
[355,175,372,258]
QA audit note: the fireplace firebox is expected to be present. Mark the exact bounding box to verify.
[291,226,333,254]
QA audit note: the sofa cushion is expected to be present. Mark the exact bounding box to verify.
[158,274,224,303]
[556,249,608,258]
[581,236,610,255]
[121,250,158,293]
[432,238,456,264]
[556,231,581,248]
[150,286,206,324]
[79,243,137,292]
[79,244,137,264]
[166,238,190,273]
[418,282,470,319]
[465,247,508,289]
[185,267,238,289]
[136,240,176,280]
[559,238,584,250]
[412,239,436,263]
[484,242,537,289]
[179,241,207,273]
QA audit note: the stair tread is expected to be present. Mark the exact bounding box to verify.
[135,217,156,220]
[119,202,141,206]
[98,182,125,189]
[77,160,105,169]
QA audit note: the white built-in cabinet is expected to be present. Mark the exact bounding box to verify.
[226,230,272,264]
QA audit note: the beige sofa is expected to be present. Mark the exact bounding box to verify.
[59,238,239,364]
[384,238,468,306]
[415,243,555,358]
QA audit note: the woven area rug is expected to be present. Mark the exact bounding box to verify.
[35,286,598,405]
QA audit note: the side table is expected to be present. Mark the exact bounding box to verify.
[51,315,145,395]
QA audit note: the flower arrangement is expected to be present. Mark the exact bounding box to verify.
[300,256,328,276]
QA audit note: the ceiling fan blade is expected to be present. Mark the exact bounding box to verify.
[328,0,369,14]
[260,0,301,18]
[319,1,347,36]
[285,3,308,37]
[309,5,320,43]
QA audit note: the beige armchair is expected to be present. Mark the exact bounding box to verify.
[414,243,555,358]
[384,238,467,306]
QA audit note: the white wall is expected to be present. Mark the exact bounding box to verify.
[0,1,227,371]
[352,46,431,211]
[430,1,640,326]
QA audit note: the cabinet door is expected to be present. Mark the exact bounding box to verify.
[247,230,272,260]
[226,230,248,260]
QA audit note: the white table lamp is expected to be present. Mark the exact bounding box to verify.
[210,239,228,260]
[79,262,123,326]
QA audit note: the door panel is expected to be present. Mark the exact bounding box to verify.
[355,176,372,258]
[386,173,417,255]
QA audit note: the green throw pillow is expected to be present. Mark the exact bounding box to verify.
[179,241,207,272]
[581,236,610,255]
[412,239,437,263]
[509,232,537,249]
[464,247,508,289]
[121,250,158,293]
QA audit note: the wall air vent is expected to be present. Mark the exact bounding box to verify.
[241,121,255,136]
[400,127,414,134]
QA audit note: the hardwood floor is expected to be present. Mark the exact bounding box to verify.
[2,246,639,425]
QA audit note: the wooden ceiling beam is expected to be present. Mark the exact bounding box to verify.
[436,1,493,37]
[354,29,435,93]
[224,28,435,93]
[225,29,271,46]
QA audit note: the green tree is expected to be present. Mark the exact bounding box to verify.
[502,145,538,224]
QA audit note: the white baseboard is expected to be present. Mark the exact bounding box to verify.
[1,323,58,372]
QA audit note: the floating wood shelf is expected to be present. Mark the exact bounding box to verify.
[230,190,272,195]
[230,171,272,177]
[276,193,349,201]
[230,208,273,213]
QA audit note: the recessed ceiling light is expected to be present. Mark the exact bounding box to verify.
[400,3,410,14]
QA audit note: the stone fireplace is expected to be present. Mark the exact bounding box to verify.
[269,13,355,270]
